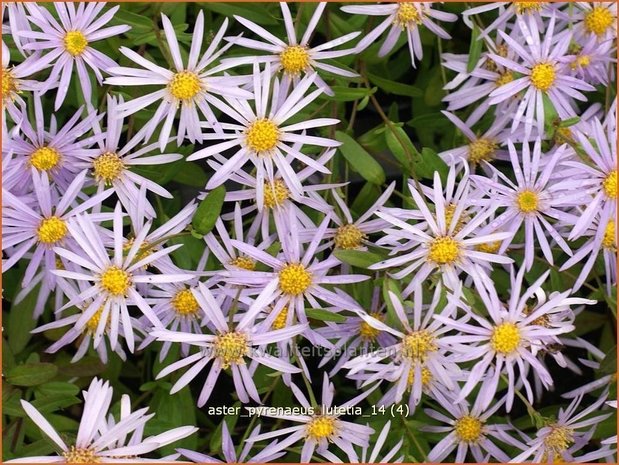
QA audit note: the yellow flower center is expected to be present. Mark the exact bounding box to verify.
[490,322,521,355]
[603,220,616,249]
[271,306,289,330]
[99,266,132,296]
[495,71,515,87]
[530,63,556,92]
[543,425,574,459]
[571,55,591,69]
[37,216,68,244]
[171,289,200,316]
[584,6,614,36]
[229,256,256,271]
[395,3,422,28]
[334,224,366,250]
[359,312,382,340]
[468,138,498,164]
[214,331,249,369]
[278,263,312,295]
[263,179,290,209]
[2,68,19,101]
[246,119,280,154]
[64,31,88,56]
[428,236,461,264]
[401,330,437,362]
[514,1,543,14]
[168,71,202,101]
[62,446,101,463]
[476,241,501,254]
[84,306,110,335]
[407,366,432,387]
[29,146,61,171]
[93,152,124,184]
[305,416,336,440]
[280,45,310,75]
[454,415,484,443]
[516,189,539,213]
[603,170,617,198]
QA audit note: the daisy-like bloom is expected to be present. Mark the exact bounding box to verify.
[178,423,285,463]
[105,13,252,150]
[221,211,370,336]
[472,139,580,271]
[563,35,616,86]
[422,390,524,462]
[8,377,198,463]
[568,2,617,43]
[20,2,130,110]
[2,41,48,117]
[341,3,457,67]
[225,3,360,96]
[487,14,595,140]
[52,204,193,352]
[344,283,461,411]
[246,373,376,463]
[188,63,339,198]
[462,2,562,37]
[437,266,594,412]
[369,166,513,296]
[75,95,183,218]
[2,169,112,286]
[152,284,305,406]
[5,95,101,190]
[511,393,613,463]
[564,113,617,240]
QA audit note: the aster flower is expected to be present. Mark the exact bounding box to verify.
[369,167,513,295]
[511,393,613,463]
[568,2,617,43]
[2,41,48,117]
[487,14,595,140]
[105,13,252,150]
[224,2,360,96]
[462,2,562,37]
[437,266,594,412]
[246,373,376,463]
[563,34,616,86]
[152,284,305,406]
[8,377,197,463]
[52,204,193,352]
[178,423,285,463]
[187,63,339,199]
[20,2,130,109]
[341,2,457,67]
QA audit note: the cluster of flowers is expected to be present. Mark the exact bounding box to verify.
[2,1,617,463]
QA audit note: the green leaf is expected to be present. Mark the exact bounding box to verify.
[335,131,386,185]
[30,394,81,414]
[328,86,377,102]
[367,72,422,97]
[6,363,58,387]
[599,345,617,375]
[384,125,417,175]
[467,25,483,73]
[35,382,80,397]
[306,308,347,323]
[382,278,403,330]
[192,185,226,235]
[7,284,40,354]
[334,249,383,269]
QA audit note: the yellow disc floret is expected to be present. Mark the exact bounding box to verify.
[514,2,543,14]
[530,63,556,92]
[476,241,502,254]
[407,366,432,387]
[469,138,498,164]
[272,306,289,330]
[359,312,382,340]
[401,330,438,362]
[93,152,124,184]
[2,68,19,102]
[584,6,614,36]
[30,146,61,171]
[305,416,336,440]
[395,3,422,28]
[37,216,68,245]
[246,119,280,154]
[334,224,366,250]
[63,446,101,463]
[64,31,88,56]
[171,289,200,316]
[214,331,249,368]
[100,266,132,296]
[543,425,574,459]
[278,263,312,295]
[168,71,201,101]
[603,170,617,199]
[603,220,616,250]
[428,236,461,264]
[454,415,484,443]
[490,322,521,355]
[263,179,290,209]
[495,71,515,87]
[85,306,109,335]
[516,189,539,213]
[280,45,310,75]
[229,256,256,271]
